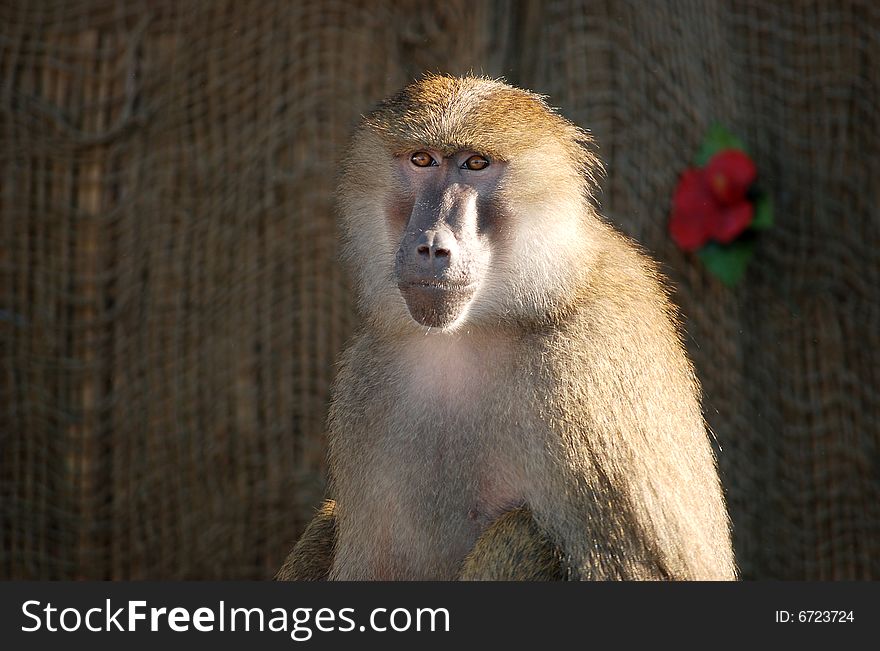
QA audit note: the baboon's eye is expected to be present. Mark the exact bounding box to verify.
[463,155,489,170]
[410,152,436,167]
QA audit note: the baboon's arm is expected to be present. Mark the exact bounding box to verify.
[275,500,336,581]
[458,507,566,581]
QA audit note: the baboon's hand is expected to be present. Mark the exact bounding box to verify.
[458,507,566,581]
[275,500,336,581]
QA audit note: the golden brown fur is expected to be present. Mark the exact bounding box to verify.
[459,508,566,581]
[275,500,336,581]
[278,74,736,581]
[364,75,602,192]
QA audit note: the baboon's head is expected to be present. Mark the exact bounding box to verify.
[338,75,603,333]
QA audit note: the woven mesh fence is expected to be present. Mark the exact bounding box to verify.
[1,0,877,579]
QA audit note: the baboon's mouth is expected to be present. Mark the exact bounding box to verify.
[397,281,476,328]
[403,280,476,291]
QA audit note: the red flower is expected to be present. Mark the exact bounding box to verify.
[704,149,756,205]
[669,148,757,251]
[711,202,754,244]
[669,169,717,251]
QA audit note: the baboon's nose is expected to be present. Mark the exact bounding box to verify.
[415,229,457,270]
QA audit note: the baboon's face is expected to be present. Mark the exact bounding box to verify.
[338,76,599,333]
[388,149,505,328]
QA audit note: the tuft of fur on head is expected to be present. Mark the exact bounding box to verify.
[364,74,603,200]
[337,74,606,334]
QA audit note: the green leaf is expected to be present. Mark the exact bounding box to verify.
[697,240,755,287]
[695,124,747,167]
[751,193,774,230]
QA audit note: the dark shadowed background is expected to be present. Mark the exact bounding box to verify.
[1,0,878,580]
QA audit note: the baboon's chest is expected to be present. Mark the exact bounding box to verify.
[333,333,534,579]
[372,440,524,579]
[373,358,527,578]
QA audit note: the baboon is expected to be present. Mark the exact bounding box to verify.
[277,75,736,581]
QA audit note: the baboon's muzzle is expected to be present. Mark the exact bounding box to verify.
[394,183,479,328]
